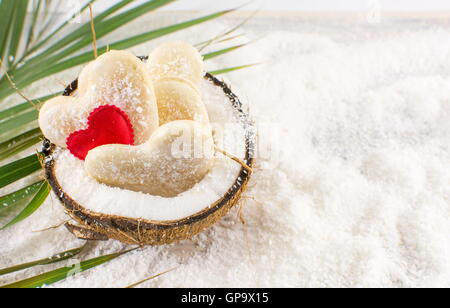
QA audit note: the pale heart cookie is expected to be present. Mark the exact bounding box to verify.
[39,50,159,148]
[155,77,209,126]
[85,120,215,198]
[148,41,204,86]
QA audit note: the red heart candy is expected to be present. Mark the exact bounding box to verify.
[67,105,135,160]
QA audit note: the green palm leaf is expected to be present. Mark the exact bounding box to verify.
[0,110,38,138]
[0,128,43,161]
[0,154,42,190]
[23,0,42,54]
[0,244,86,276]
[203,43,248,61]
[1,248,136,288]
[209,63,260,75]
[6,0,29,67]
[0,93,57,122]
[1,180,50,230]
[0,181,44,214]
[0,0,16,64]
[24,0,99,59]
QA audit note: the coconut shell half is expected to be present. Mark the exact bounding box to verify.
[43,71,255,246]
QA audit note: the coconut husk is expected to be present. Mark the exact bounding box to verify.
[43,72,255,246]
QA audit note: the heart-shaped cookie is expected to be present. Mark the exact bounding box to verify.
[67,105,134,160]
[148,41,204,86]
[85,120,215,197]
[155,77,209,126]
[39,50,159,148]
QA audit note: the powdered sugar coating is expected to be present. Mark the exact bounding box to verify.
[155,77,209,126]
[148,41,205,86]
[85,120,215,197]
[39,50,159,148]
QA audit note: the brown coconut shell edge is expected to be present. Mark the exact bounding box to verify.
[42,71,256,246]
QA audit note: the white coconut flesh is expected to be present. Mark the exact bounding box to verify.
[53,78,248,221]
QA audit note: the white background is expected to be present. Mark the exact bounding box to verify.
[98,0,450,12]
